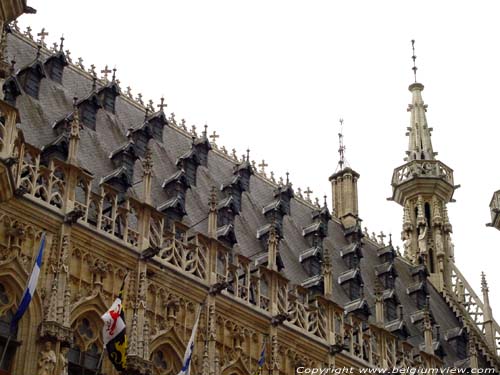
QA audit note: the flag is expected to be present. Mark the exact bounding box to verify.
[101,277,128,371]
[177,304,202,375]
[10,233,46,333]
[254,338,266,375]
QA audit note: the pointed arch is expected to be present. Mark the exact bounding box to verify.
[70,292,108,324]
[149,328,185,375]
[221,356,252,375]
[69,298,104,374]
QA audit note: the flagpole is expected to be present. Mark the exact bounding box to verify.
[95,350,105,375]
[0,334,12,369]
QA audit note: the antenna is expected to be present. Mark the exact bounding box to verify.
[337,118,346,170]
[411,39,418,83]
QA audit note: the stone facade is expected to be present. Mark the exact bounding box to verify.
[0,4,498,375]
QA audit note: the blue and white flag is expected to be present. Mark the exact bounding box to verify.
[254,337,266,375]
[177,304,202,375]
[10,233,46,333]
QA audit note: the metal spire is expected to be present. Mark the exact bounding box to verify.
[405,42,435,162]
[337,118,348,171]
[411,39,418,83]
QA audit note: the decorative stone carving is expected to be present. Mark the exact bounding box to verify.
[402,231,413,262]
[417,223,428,257]
[58,347,68,375]
[38,341,57,375]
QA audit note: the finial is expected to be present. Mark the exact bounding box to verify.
[144,107,149,121]
[148,99,154,112]
[389,233,393,245]
[411,39,418,83]
[136,93,144,105]
[481,272,489,293]
[24,26,33,39]
[304,187,313,201]
[209,130,219,144]
[270,171,276,182]
[77,57,84,70]
[112,67,117,82]
[258,160,268,174]
[323,195,327,207]
[246,148,250,162]
[142,146,154,175]
[36,44,42,59]
[59,35,65,52]
[286,172,289,185]
[89,63,96,76]
[157,97,167,112]
[209,185,217,211]
[37,27,49,46]
[126,86,132,98]
[101,65,112,81]
[203,123,208,138]
[51,42,58,53]
[65,49,72,63]
[11,20,19,32]
[337,118,346,170]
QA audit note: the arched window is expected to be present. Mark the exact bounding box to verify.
[151,345,181,375]
[69,316,102,375]
[0,283,19,372]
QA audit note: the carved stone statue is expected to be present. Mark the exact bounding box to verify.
[434,228,444,256]
[417,224,428,256]
[447,233,455,261]
[402,231,413,261]
[58,347,69,375]
[38,341,57,375]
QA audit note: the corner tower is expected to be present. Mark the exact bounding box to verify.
[391,41,457,291]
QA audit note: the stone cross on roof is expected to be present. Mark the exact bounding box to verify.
[209,131,219,144]
[101,65,112,80]
[157,97,167,112]
[377,231,387,245]
[258,160,268,173]
[37,28,48,46]
[304,187,313,201]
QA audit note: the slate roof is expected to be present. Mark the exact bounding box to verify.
[4,30,475,367]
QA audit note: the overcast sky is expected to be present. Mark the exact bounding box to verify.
[19,1,500,318]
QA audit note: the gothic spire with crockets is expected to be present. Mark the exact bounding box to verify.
[405,40,436,162]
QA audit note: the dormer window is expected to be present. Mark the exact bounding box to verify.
[98,84,120,114]
[23,70,42,98]
[217,206,234,227]
[81,103,97,130]
[44,53,67,84]
[339,269,363,300]
[102,91,115,113]
[385,298,398,321]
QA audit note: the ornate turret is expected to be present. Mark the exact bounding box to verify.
[329,119,360,230]
[391,41,457,292]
